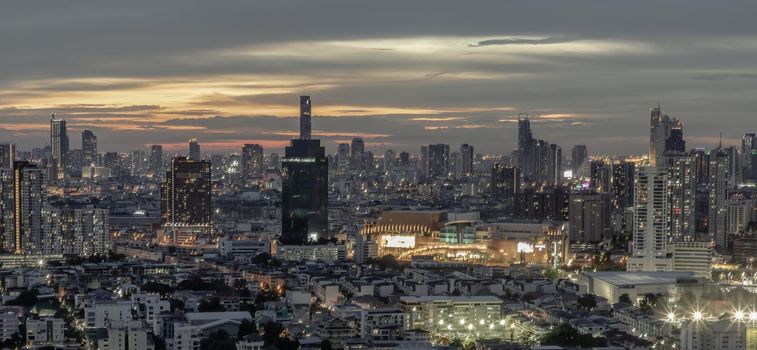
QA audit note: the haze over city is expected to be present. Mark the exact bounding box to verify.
[2,1,757,153]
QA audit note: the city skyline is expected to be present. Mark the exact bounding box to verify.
[2,1,757,154]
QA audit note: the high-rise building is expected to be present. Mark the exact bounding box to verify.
[300,95,312,140]
[589,160,611,192]
[741,133,756,182]
[725,146,741,188]
[188,138,201,161]
[568,192,611,244]
[160,157,212,244]
[708,148,729,247]
[383,149,396,171]
[0,143,15,169]
[663,153,697,241]
[665,126,686,154]
[50,113,69,181]
[459,144,474,177]
[351,137,365,172]
[517,114,538,181]
[130,150,146,176]
[48,203,109,256]
[427,144,449,178]
[610,161,635,209]
[548,144,562,185]
[149,145,163,176]
[336,143,350,176]
[281,97,328,245]
[571,145,588,176]
[680,318,750,350]
[649,105,680,167]
[419,145,429,177]
[628,167,672,272]
[241,144,264,180]
[727,195,753,237]
[81,130,97,166]
[0,162,47,254]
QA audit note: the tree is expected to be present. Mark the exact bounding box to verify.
[198,297,225,312]
[5,289,38,307]
[577,294,597,311]
[200,330,235,350]
[541,323,606,347]
[449,338,464,349]
[237,319,257,338]
[141,282,174,297]
[618,293,632,304]
[320,339,333,350]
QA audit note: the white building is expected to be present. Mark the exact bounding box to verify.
[218,239,270,259]
[680,318,752,350]
[579,271,700,303]
[671,241,712,278]
[360,308,407,340]
[97,319,155,350]
[84,299,133,328]
[0,311,20,341]
[400,296,504,339]
[26,317,64,346]
[628,167,673,272]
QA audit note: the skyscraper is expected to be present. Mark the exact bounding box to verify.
[648,105,680,166]
[628,167,672,272]
[0,143,15,169]
[419,145,429,177]
[491,164,520,202]
[188,138,201,161]
[427,144,449,178]
[568,192,611,244]
[149,145,163,176]
[383,149,396,171]
[741,133,756,182]
[336,143,350,176]
[161,157,212,244]
[281,97,328,244]
[82,130,97,166]
[610,161,635,209]
[0,162,47,254]
[571,145,588,176]
[663,153,697,241]
[241,144,264,180]
[708,148,729,247]
[50,113,69,181]
[459,144,474,177]
[589,160,611,192]
[517,114,537,181]
[300,95,312,140]
[548,144,562,185]
[351,137,365,172]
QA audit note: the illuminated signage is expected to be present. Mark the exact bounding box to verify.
[383,235,416,248]
[517,242,534,253]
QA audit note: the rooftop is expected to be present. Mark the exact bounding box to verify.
[582,271,698,286]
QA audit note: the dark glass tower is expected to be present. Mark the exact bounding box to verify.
[281,96,328,244]
[160,157,212,243]
[82,130,97,166]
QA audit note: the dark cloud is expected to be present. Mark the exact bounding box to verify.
[469,37,575,47]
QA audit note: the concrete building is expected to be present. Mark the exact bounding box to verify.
[628,167,673,272]
[26,317,64,346]
[276,244,346,264]
[0,311,20,342]
[671,241,712,278]
[680,318,750,350]
[579,271,701,303]
[400,296,504,339]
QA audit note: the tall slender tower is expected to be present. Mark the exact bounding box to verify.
[282,96,328,244]
[300,96,312,140]
[188,139,201,161]
[50,113,69,181]
[628,166,672,272]
[0,143,15,169]
[81,130,98,166]
[708,148,729,247]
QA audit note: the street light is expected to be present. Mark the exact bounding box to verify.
[692,311,703,321]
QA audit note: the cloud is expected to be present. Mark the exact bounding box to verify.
[469,37,575,47]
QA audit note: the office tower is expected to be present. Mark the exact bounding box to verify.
[690,148,709,185]
[160,157,212,243]
[149,145,163,176]
[649,105,680,167]
[517,114,539,181]
[0,162,46,254]
[188,138,201,161]
[568,192,611,244]
[0,143,15,169]
[663,153,697,241]
[708,148,729,247]
[364,151,374,172]
[628,167,672,272]
[336,143,350,176]
[399,151,410,166]
[491,163,520,202]
[589,160,611,192]
[241,144,264,180]
[81,130,97,166]
[66,149,83,178]
[742,133,756,182]
[571,145,588,176]
[665,125,686,154]
[610,161,635,209]
[383,149,396,171]
[448,152,460,178]
[282,97,328,244]
[725,146,741,188]
[300,96,312,140]
[459,144,474,177]
[351,137,365,172]
[548,144,562,185]
[50,113,69,181]
[130,150,146,176]
[427,144,449,178]
[419,145,429,177]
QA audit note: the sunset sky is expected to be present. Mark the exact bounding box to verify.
[1,1,756,154]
